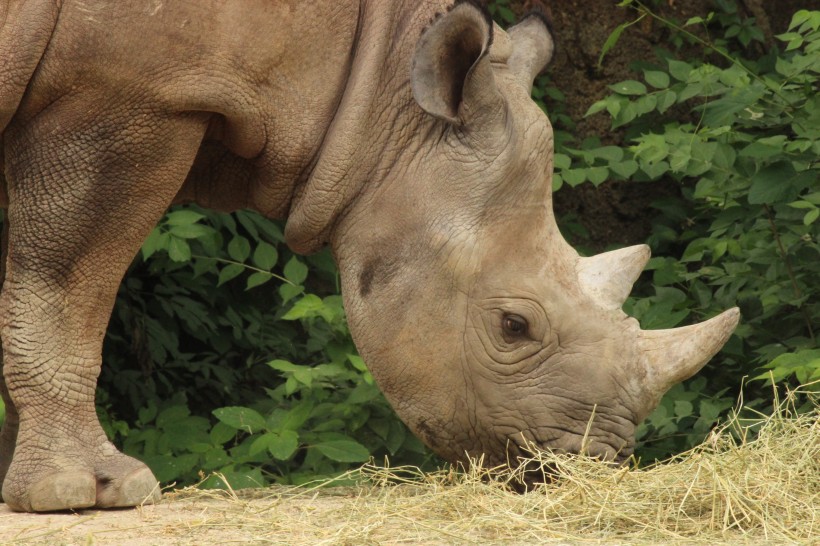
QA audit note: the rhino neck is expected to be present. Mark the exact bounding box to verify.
[284,1,442,254]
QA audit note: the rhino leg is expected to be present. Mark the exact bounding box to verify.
[0,105,207,511]
[0,222,19,493]
[0,368,17,504]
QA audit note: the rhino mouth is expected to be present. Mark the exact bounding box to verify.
[497,428,636,490]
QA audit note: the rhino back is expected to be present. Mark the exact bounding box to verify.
[7,0,360,214]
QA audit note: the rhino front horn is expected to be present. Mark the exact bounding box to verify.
[639,307,740,397]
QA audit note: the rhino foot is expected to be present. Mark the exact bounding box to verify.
[25,471,97,512]
[2,447,160,512]
[95,465,161,509]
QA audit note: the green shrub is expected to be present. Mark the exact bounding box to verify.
[99,207,432,487]
[550,3,819,457]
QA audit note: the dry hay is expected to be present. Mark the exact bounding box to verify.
[161,386,818,545]
[7,389,813,544]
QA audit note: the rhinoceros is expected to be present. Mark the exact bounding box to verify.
[0,0,739,512]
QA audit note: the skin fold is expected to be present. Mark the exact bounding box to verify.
[0,0,739,512]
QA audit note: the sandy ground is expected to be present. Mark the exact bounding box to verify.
[1,486,524,546]
[0,488,380,546]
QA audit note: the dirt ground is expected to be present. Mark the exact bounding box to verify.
[0,487,574,545]
[0,488,386,546]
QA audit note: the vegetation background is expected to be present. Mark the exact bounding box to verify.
[1,0,815,490]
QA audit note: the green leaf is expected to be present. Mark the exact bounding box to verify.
[279,282,304,304]
[138,403,158,425]
[804,208,820,225]
[788,200,816,209]
[348,382,381,405]
[156,405,191,429]
[268,430,300,460]
[598,22,628,67]
[677,82,703,102]
[562,168,587,186]
[313,439,370,463]
[348,354,367,372]
[284,257,309,285]
[674,400,694,417]
[635,94,658,115]
[282,294,324,320]
[740,137,788,159]
[610,159,639,178]
[592,146,625,162]
[268,359,314,386]
[167,237,191,262]
[553,153,572,170]
[668,59,693,81]
[669,143,692,173]
[585,99,608,117]
[169,224,213,239]
[701,84,765,126]
[789,10,820,32]
[279,403,314,431]
[246,272,272,290]
[587,166,609,185]
[227,236,251,263]
[612,102,637,127]
[756,350,820,383]
[250,433,273,456]
[217,263,244,286]
[213,406,267,434]
[748,162,805,205]
[141,228,164,260]
[210,422,236,445]
[386,422,408,455]
[609,80,647,96]
[205,468,266,490]
[657,90,677,113]
[252,241,278,270]
[250,430,299,460]
[641,160,669,179]
[165,210,205,226]
[644,70,670,89]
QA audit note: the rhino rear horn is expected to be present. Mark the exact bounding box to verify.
[639,308,740,399]
[412,1,501,125]
[577,245,650,310]
[508,13,555,88]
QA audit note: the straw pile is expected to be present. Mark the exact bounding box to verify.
[165,388,817,544]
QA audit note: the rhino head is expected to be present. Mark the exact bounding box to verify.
[290,2,739,468]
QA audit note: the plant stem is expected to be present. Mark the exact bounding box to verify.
[763,205,815,343]
[191,254,295,286]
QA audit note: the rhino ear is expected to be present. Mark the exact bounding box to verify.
[412,1,501,125]
[507,13,555,88]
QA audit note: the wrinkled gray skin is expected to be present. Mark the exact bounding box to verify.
[0,0,739,512]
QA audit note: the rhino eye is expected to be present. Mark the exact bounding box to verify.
[502,314,529,339]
